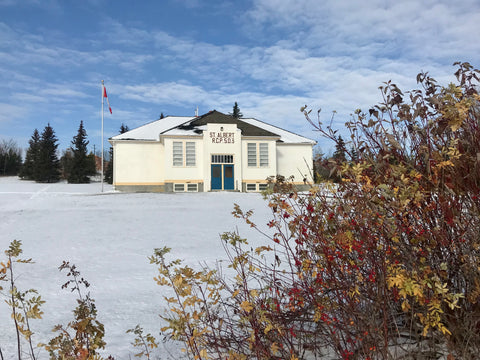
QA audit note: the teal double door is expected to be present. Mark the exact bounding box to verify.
[211,164,234,190]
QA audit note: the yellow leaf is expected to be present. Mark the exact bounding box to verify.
[174,276,183,287]
[199,348,208,358]
[240,301,253,313]
[270,342,279,355]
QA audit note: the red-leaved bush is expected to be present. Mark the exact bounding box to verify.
[154,62,480,360]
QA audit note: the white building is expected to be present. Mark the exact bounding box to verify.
[109,110,316,192]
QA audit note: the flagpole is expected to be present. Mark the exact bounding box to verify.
[101,80,104,193]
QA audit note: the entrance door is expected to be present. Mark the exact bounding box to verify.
[211,164,234,190]
[211,164,222,190]
[223,165,234,190]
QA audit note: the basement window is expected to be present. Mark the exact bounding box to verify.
[174,183,185,192]
[187,183,198,192]
[246,183,257,191]
[258,183,268,191]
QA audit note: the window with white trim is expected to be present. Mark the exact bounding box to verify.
[246,183,257,191]
[174,183,185,192]
[174,183,198,192]
[259,143,268,166]
[247,143,256,166]
[247,143,268,167]
[187,183,198,192]
[173,142,183,166]
[211,154,234,164]
[246,183,268,192]
[172,141,196,167]
[186,142,196,166]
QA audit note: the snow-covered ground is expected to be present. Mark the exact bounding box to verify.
[0,177,273,359]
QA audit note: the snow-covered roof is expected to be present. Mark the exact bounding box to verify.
[241,117,316,144]
[110,111,316,144]
[110,116,194,141]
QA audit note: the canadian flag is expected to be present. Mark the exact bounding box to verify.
[103,86,112,114]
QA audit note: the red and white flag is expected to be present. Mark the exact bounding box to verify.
[103,86,112,114]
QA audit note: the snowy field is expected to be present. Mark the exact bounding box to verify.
[0,177,273,359]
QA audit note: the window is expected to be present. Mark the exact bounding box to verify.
[246,183,257,191]
[211,154,233,164]
[174,183,198,192]
[246,183,268,192]
[172,141,196,167]
[186,142,196,166]
[174,183,185,192]
[259,143,268,167]
[247,143,257,166]
[187,183,198,192]
[173,142,183,166]
[247,143,268,167]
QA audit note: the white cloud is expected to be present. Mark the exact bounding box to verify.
[120,82,210,106]
[0,102,29,123]
[245,0,480,64]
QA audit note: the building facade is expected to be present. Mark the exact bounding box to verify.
[109,110,316,192]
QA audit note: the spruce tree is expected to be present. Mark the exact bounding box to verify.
[230,102,243,119]
[68,121,95,183]
[36,124,60,183]
[104,147,114,184]
[333,135,347,163]
[19,130,40,180]
[60,148,74,180]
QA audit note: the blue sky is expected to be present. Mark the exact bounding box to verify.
[1,0,479,156]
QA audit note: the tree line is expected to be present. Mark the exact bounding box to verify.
[0,139,23,176]
[1,121,129,184]
[18,122,97,183]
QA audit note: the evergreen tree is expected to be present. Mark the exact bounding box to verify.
[68,121,95,183]
[104,147,114,184]
[333,135,347,163]
[19,129,41,180]
[105,123,129,184]
[36,124,60,183]
[230,102,243,119]
[60,148,74,180]
[350,145,359,163]
[86,153,96,176]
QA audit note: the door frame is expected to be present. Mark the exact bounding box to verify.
[210,155,235,191]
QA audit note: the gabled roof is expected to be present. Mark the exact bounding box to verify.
[165,110,279,138]
[110,110,316,144]
[110,116,194,141]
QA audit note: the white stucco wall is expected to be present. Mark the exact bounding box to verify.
[276,143,314,183]
[113,141,164,184]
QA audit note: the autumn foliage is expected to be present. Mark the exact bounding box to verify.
[155,62,480,359]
